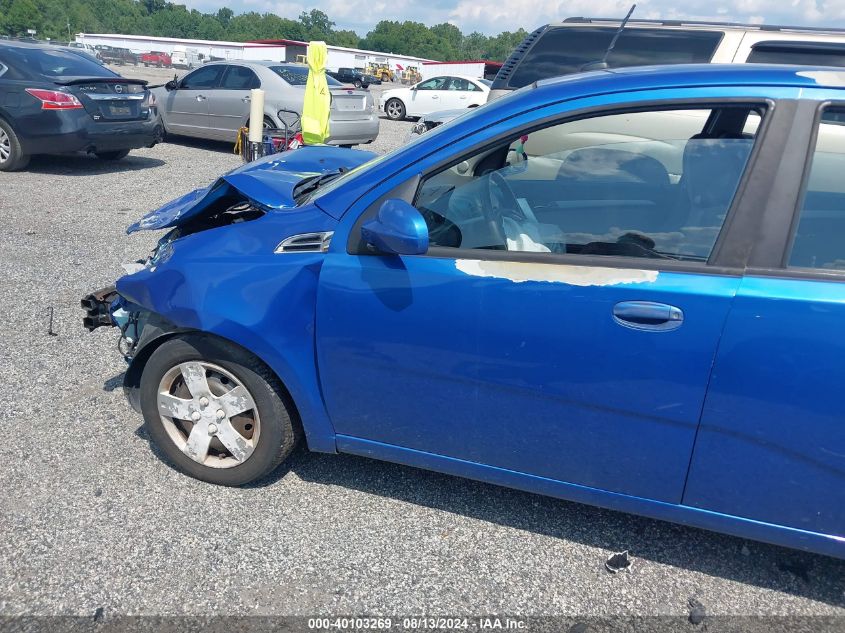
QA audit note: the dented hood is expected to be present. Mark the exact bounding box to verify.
[127,146,377,234]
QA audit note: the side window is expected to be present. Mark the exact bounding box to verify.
[220,65,260,90]
[788,109,845,270]
[414,105,761,261]
[747,44,845,68]
[448,78,473,91]
[417,77,448,90]
[180,65,223,90]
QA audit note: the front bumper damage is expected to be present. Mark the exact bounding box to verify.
[81,285,148,359]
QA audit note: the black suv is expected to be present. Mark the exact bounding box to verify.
[0,41,161,171]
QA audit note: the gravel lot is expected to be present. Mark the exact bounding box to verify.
[0,64,843,624]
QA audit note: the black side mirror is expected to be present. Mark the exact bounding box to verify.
[165,78,178,91]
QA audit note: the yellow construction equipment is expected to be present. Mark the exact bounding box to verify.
[400,66,422,85]
[295,54,306,64]
[366,63,394,82]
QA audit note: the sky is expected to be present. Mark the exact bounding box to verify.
[182,0,845,36]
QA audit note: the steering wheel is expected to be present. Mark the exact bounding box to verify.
[482,170,531,247]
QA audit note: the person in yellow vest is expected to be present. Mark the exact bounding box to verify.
[301,41,331,145]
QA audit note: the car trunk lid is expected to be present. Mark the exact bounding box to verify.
[57,77,150,122]
[330,87,370,121]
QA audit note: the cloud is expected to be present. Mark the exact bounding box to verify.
[182,0,845,34]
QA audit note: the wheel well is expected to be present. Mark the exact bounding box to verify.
[123,330,303,436]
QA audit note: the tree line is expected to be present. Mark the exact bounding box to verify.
[0,0,529,61]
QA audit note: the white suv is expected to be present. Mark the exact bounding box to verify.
[490,18,845,99]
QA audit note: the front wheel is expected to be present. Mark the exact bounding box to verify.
[140,335,298,486]
[95,149,130,161]
[353,79,362,88]
[385,98,405,120]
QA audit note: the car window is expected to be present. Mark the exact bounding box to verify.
[507,27,722,89]
[180,65,223,89]
[414,105,761,261]
[418,77,449,90]
[788,109,845,270]
[448,78,477,91]
[269,65,342,86]
[747,43,845,67]
[220,65,260,90]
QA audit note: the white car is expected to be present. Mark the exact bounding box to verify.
[380,75,490,121]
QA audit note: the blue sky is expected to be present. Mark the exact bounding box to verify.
[182,0,845,36]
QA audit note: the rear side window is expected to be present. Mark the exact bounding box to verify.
[788,109,845,270]
[747,43,845,67]
[220,65,260,90]
[507,27,722,89]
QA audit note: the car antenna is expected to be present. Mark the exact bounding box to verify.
[581,4,636,72]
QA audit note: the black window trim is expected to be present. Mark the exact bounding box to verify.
[755,99,845,281]
[381,97,777,275]
[750,40,845,55]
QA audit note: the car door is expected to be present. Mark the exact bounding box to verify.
[408,76,449,116]
[161,64,224,138]
[207,64,261,141]
[317,96,772,503]
[684,101,845,538]
[441,77,482,109]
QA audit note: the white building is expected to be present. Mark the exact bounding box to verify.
[420,60,504,81]
[75,33,434,70]
[76,33,286,62]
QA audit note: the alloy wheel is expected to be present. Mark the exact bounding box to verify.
[386,101,402,119]
[157,361,260,468]
[0,127,10,163]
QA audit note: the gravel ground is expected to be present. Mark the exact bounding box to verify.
[0,63,843,624]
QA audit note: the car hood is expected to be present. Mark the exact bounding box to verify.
[127,145,377,233]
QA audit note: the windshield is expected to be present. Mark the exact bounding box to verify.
[0,46,116,78]
[270,65,342,87]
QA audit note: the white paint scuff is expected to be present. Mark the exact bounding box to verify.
[455,259,659,286]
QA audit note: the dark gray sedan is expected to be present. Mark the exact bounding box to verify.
[153,61,379,147]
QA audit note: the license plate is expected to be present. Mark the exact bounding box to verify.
[109,105,131,116]
[336,98,363,111]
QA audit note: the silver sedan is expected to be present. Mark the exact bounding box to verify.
[153,60,379,147]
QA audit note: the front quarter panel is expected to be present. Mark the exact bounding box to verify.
[116,207,339,453]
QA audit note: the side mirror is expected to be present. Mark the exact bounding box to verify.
[165,78,178,91]
[361,199,429,256]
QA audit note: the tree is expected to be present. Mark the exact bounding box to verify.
[5,0,41,36]
[430,22,461,59]
[332,29,360,48]
[216,7,233,28]
[299,8,333,41]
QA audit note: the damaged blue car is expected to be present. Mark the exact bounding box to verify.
[84,65,845,559]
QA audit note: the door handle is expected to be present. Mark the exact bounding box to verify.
[612,301,683,332]
[242,96,251,102]
[431,95,439,99]
[196,95,206,101]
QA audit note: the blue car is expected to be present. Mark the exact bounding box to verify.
[84,64,845,559]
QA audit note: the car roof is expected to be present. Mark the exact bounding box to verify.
[536,63,845,93]
[0,40,55,50]
[550,18,845,36]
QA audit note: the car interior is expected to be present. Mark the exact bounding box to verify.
[414,105,763,262]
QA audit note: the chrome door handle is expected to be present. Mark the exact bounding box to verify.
[242,96,251,102]
[196,95,206,101]
[431,95,439,99]
[613,301,683,332]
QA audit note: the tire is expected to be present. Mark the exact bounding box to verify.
[385,98,406,121]
[140,334,298,486]
[0,118,29,172]
[95,149,130,161]
[353,79,362,89]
